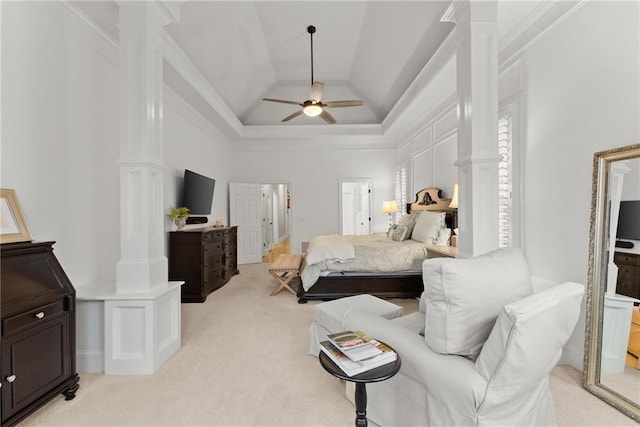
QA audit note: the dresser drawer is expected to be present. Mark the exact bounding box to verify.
[202,229,225,242]
[614,252,640,266]
[203,250,224,270]
[3,300,66,335]
[203,239,224,254]
[203,268,225,287]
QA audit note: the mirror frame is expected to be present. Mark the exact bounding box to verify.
[584,143,640,422]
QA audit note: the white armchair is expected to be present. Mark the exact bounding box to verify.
[337,248,584,426]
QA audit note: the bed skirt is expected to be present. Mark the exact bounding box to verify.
[294,272,423,304]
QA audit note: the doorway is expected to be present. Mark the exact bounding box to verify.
[229,182,292,264]
[339,179,373,235]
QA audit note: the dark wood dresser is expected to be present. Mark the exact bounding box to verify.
[1,241,79,426]
[168,226,239,303]
[614,251,640,300]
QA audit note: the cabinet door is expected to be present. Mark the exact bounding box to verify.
[2,314,71,421]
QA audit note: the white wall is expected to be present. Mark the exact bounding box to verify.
[1,2,121,286]
[231,147,394,252]
[520,1,640,367]
[163,89,233,231]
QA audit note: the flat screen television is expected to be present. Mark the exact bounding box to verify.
[616,200,640,241]
[180,169,215,215]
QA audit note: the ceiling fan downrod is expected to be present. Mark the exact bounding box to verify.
[308,25,315,87]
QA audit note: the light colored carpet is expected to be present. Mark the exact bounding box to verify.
[21,263,638,426]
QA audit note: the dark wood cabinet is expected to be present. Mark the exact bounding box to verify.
[1,241,79,426]
[168,226,238,303]
[614,251,640,300]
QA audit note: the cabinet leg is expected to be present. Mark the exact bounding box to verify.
[62,374,80,401]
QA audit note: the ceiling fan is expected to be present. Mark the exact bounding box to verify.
[262,25,364,124]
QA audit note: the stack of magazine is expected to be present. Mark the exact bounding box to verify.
[320,330,397,376]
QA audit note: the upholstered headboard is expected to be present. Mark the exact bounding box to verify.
[407,187,454,229]
[408,187,451,213]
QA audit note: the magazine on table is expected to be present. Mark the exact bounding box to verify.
[326,330,383,362]
[320,339,396,376]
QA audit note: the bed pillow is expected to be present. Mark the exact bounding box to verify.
[389,225,409,242]
[411,211,445,243]
[422,247,534,359]
[397,213,420,238]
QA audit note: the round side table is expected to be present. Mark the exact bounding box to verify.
[319,343,401,427]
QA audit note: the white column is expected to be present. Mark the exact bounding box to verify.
[606,161,631,294]
[443,1,500,257]
[116,2,174,294]
[100,1,182,375]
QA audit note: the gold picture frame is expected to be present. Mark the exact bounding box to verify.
[1,188,33,244]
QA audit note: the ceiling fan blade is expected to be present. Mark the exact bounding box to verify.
[324,100,364,108]
[319,110,336,124]
[263,98,302,106]
[282,110,304,122]
[310,81,324,102]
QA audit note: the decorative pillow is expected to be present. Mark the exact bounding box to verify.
[434,228,451,246]
[423,247,534,359]
[387,224,398,239]
[411,211,445,243]
[389,225,408,242]
[475,282,584,403]
[397,213,420,238]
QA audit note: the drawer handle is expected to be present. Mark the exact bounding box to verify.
[35,312,45,319]
[6,375,16,383]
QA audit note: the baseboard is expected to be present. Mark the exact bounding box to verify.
[77,350,104,373]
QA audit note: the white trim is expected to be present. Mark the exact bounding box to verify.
[499,1,587,70]
[32,1,119,67]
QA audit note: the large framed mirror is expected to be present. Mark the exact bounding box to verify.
[584,143,640,422]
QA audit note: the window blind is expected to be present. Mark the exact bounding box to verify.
[498,113,512,248]
[395,167,407,222]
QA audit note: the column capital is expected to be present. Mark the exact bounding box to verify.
[117,1,180,27]
[442,0,498,25]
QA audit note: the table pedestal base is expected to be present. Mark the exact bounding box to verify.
[355,383,368,427]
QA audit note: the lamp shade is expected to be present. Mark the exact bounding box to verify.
[382,200,399,214]
[449,184,459,209]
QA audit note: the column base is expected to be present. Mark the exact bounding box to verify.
[76,281,183,375]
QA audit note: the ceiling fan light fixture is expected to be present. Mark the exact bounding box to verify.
[261,25,362,124]
[303,103,323,117]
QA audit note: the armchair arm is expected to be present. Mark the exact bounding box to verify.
[342,309,488,416]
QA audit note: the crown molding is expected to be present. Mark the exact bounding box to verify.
[32,1,119,67]
[499,0,586,69]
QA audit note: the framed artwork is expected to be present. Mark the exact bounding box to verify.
[1,188,33,244]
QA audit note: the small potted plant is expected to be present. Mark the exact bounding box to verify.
[169,207,190,231]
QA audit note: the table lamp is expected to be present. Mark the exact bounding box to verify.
[382,200,399,228]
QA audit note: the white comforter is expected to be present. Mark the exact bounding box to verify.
[301,233,430,291]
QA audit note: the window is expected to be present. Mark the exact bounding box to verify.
[394,167,407,222]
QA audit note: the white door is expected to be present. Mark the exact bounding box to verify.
[229,183,262,264]
[339,180,372,235]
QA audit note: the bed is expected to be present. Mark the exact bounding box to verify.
[295,187,455,303]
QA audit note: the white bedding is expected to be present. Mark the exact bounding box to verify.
[300,233,430,291]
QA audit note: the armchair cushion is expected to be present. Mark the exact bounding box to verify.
[423,248,533,359]
[475,282,584,422]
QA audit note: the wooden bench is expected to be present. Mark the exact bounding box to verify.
[268,254,303,296]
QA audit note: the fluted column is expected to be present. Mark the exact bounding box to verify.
[443,1,500,257]
[115,2,178,293]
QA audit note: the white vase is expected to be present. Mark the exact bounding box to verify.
[174,217,187,231]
